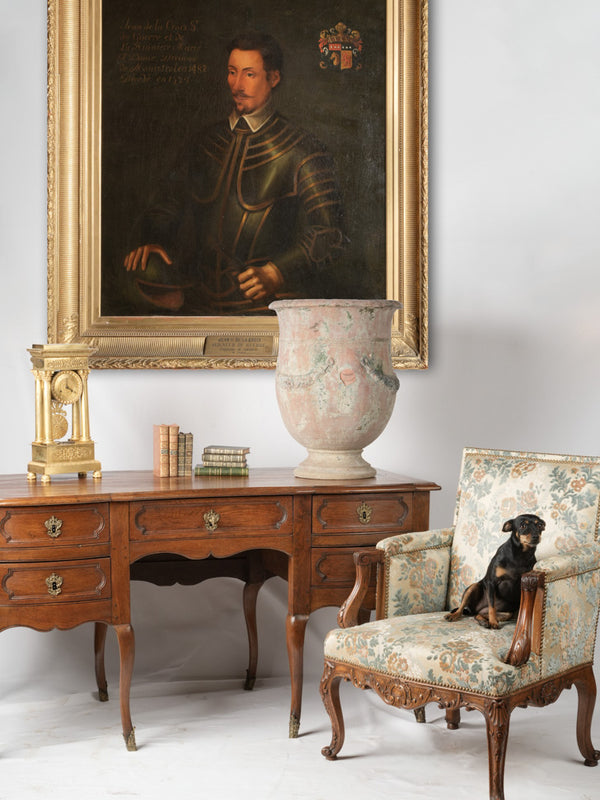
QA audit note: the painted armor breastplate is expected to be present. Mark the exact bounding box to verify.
[179,113,344,313]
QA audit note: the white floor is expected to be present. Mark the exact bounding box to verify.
[0,671,598,800]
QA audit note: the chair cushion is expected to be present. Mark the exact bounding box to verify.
[448,449,600,609]
[324,612,541,697]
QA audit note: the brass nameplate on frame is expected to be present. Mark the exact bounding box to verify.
[203,336,275,358]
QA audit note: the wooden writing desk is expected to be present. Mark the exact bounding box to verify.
[0,469,439,749]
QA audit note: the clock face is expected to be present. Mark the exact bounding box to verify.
[51,370,83,405]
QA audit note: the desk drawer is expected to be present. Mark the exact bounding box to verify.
[131,497,293,540]
[312,547,370,586]
[312,493,412,544]
[0,558,111,605]
[0,504,109,549]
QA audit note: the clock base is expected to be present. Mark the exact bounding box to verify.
[28,440,102,482]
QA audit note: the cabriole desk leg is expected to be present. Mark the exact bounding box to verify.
[115,623,136,751]
[243,578,263,691]
[94,622,109,702]
[286,613,309,738]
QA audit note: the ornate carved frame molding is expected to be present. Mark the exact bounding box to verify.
[46,0,429,369]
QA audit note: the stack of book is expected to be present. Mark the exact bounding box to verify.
[153,424,193,477]
[194,446,250,477]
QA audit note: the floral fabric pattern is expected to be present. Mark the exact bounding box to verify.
[325,612,540,696]
[376,529,454,617]
[536,541,600,581]
[326,449,600,700]
[377,529,455,557]
[448,449,600,610]
[536,544,600,677]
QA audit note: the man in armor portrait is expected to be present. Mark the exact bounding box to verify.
[123,32,348,315]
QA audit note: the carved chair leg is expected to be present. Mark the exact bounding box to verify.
[320,662,345,760]
[94,622,109,702]
[242,579,264,691]
[446,708,461,729]
[484,699,510,800]
[574,665,600,766]
[114,623,137,752]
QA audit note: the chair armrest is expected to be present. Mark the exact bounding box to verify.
[337,529,456,627]
[533,542,600,579]
[376,527,455,556]
[337,550,384,628]
[505,542,600,668]
[505,572,545,666]
[377,528,455,618]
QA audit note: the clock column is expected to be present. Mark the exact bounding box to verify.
[31,368,54,445]
[76,368,92,442]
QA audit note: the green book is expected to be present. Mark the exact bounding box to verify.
[194,466,249,477]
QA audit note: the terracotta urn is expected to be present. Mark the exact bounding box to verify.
[269,299,401,479]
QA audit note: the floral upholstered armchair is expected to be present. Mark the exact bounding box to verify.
[320,448,600,800]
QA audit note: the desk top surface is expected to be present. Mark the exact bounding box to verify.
[0,469,440,506]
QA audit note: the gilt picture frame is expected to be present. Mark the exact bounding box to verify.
[47,0,428,369]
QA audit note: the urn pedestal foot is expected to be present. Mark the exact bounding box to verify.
[294,448,375,480]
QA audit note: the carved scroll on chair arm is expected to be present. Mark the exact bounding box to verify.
[505,571,545,667]
[337,550,384,628]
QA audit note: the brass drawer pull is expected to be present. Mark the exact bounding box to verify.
[45,516,63,538]
[356,501,373,524]
[203,510,220,532]
[46,573,63,596]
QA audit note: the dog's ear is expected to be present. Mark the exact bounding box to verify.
[538,518,546,531]
[502,519,515,532]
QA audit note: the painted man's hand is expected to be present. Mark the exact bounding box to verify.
[124,244,172,271]
[238,262,284,301]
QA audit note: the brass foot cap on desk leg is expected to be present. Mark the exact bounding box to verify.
[244,671,255,691]
[98,688,109,702]
[289,713,300,738]
[124,729,137,751]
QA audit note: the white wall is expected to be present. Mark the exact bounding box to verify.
[0,0,599,693]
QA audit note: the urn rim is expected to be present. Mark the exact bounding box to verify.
[269,298,402,312]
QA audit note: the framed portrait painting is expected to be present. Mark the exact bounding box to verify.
[47,0,428,368]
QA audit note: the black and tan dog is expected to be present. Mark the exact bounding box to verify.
[445,514,545,629]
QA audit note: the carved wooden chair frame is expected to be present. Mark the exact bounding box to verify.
[320,550,599,800]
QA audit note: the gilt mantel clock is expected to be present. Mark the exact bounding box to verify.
[27,344,101,482]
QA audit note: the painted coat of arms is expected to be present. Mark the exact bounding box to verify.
[319,22,363,71]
